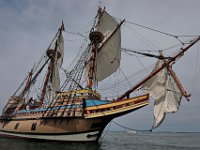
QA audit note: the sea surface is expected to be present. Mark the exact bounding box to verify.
[0,131,200,150]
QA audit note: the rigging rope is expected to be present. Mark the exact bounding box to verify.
[99,122,112,141]
[123,19,199,38]
[114,16,199,46]
[64,30,87,38]
[125,23,160,50]
[119,67,132,88]
[125,20,176,38]
[99,120,152,140]
[191,43,200,91]
[98,65,153,96]
[121,47,174,60]
[112,121,137,131]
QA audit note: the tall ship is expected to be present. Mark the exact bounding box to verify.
[0,7,198,142]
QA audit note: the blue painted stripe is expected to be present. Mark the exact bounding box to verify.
[85,100,109,107]
[16,99,109,114]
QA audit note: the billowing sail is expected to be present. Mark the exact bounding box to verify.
[142,60,182,129]
[50,32,64,95]
[85,10,121,82]
[96,11,121,81]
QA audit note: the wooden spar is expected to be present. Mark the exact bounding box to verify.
[87,44,97,89]
[40,61,52,103]
[20,58,50,98]
[20,69,34,97]
[13,67,34,96]
[168,67,191,100]
[117,36,200,100]
[24,69,33,90]
[98,19,125,53]
[159,51,191,101]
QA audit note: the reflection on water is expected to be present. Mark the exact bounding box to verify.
[0,137,100,150]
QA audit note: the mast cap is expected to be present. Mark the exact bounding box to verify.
[46,49,61,59]
[89,31,104,43]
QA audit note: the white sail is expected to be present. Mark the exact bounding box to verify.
[96,11,121,82]
[97,28,121,82]
[142,60,182,129]
[51,32,64,96]
[56,32,64,69]
[84,10,121,82]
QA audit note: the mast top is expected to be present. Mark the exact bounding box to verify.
[59,20,65,31]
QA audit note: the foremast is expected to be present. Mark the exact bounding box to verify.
[117,36,200,100]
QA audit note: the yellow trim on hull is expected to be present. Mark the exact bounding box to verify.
[85,101,149,118]
[85,94,148,110]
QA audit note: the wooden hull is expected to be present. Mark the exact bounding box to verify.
[0,118,107,142]
[0,94,149,142]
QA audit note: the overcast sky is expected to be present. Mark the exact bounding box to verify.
[0,0,200,132]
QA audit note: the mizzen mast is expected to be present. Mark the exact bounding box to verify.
[40,22,65,104]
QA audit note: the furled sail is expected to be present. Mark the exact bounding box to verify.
[142,60,182,129]
[85,10,121,82]
[50,31,64,96]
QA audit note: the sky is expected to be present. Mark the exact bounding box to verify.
[0,0,200,132]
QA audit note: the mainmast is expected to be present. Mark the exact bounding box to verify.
[86,8,104,89]
[86,8,124,89]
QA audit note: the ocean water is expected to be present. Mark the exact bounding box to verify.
[0,131,200,150]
